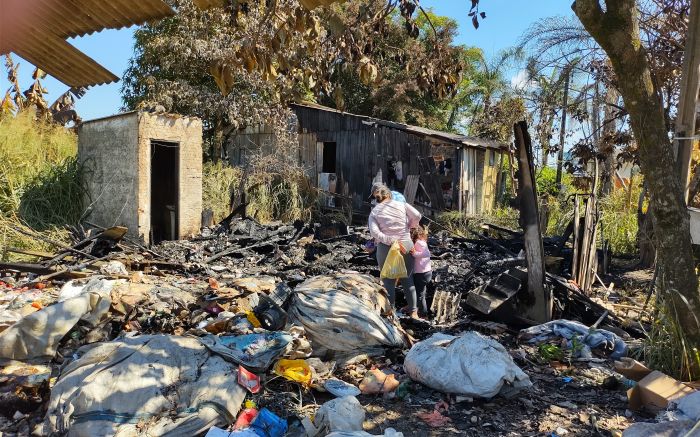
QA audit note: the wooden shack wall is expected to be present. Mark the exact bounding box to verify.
[227,106,503,214]
[294,106,436,211]
[480,149,501,212]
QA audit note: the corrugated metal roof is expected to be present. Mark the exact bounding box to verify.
[292,101,509,151]
[1,0,175,87]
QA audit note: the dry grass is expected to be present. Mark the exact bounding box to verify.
[202,161,317,225]
[436,206,519,237]
[0,112,82,260]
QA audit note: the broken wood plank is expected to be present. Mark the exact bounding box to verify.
[572,195,580,280]
[404,174,419,204]
[204,238,282,263]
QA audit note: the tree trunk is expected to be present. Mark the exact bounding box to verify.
[574,0,700,356]
[675,0,700,203]
[555,70,571,188]
[601,87,620,196]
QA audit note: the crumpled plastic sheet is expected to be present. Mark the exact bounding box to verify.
[199,332,293,372]
[0,290,111,361]
[519,319,628,359]
[288,274,407,357]
[38,335,245,437]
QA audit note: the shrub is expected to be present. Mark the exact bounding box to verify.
[599,178,641,255]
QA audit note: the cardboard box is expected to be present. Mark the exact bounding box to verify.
[615,358,652,382]
[628,370,696,413]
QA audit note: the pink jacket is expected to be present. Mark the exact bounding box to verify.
[368,200,421,246]
[412,239,432,273]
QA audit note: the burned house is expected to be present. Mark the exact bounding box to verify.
[78,111,203,244]
[229,102,508,215]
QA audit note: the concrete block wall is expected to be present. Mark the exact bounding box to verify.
[78,111,202,244]
[78,112,140,234]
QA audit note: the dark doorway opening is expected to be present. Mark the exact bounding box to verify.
[150,140,179,244]
[322,142,336,173]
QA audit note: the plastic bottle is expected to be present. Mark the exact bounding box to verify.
[234,407,259,429]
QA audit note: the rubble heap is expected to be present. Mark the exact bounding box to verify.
[0,218,694,436]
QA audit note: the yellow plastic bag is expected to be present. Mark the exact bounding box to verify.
[273,359,312,386]
[380,242,407,279]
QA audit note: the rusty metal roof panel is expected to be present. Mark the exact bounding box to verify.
[1,0,175,87]
[292,102,509,151]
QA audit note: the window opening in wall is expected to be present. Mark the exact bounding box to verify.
[150,140,179,244]
[322,142,336,173]
[489,150,496,167]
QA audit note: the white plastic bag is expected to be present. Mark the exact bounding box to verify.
[289,274,407,356]
[313,396,365,436]
[404,331,532,398]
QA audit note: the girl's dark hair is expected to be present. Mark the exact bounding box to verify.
[410,225,428,242]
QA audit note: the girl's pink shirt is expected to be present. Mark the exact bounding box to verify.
[412,239,432,273]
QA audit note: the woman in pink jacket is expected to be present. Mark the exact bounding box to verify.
[368,183,422,319]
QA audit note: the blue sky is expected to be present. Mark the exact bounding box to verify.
[11,1,576,121]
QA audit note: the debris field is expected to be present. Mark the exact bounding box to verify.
[0,217,694,437]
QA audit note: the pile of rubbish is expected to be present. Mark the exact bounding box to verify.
[0,218,696,436]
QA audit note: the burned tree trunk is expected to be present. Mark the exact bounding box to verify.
[575,0,700,355]
[514,121,552,323]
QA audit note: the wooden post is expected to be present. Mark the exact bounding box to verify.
[514,121,552,323]
[676,0,700,203]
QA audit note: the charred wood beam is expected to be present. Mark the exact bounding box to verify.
[514,121,551,323]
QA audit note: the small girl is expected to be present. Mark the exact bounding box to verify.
[410,226,432,317]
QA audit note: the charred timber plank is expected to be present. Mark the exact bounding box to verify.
[0,262,54,274]
[204,238,282,263]
[514,121,551,323]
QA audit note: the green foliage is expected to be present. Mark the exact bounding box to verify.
[544,194,572,237]
[0,112,82,259]
[19,158,87,230]
[0,112,77,212]
[642,300,700,381]
[536,166,572,197]
[538,343,563,361]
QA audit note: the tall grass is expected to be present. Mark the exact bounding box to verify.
[202,161,241,223]
[641,297,700,381]
[0,112,82,259]
[202,161,317,225]
[599,178,641,255]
